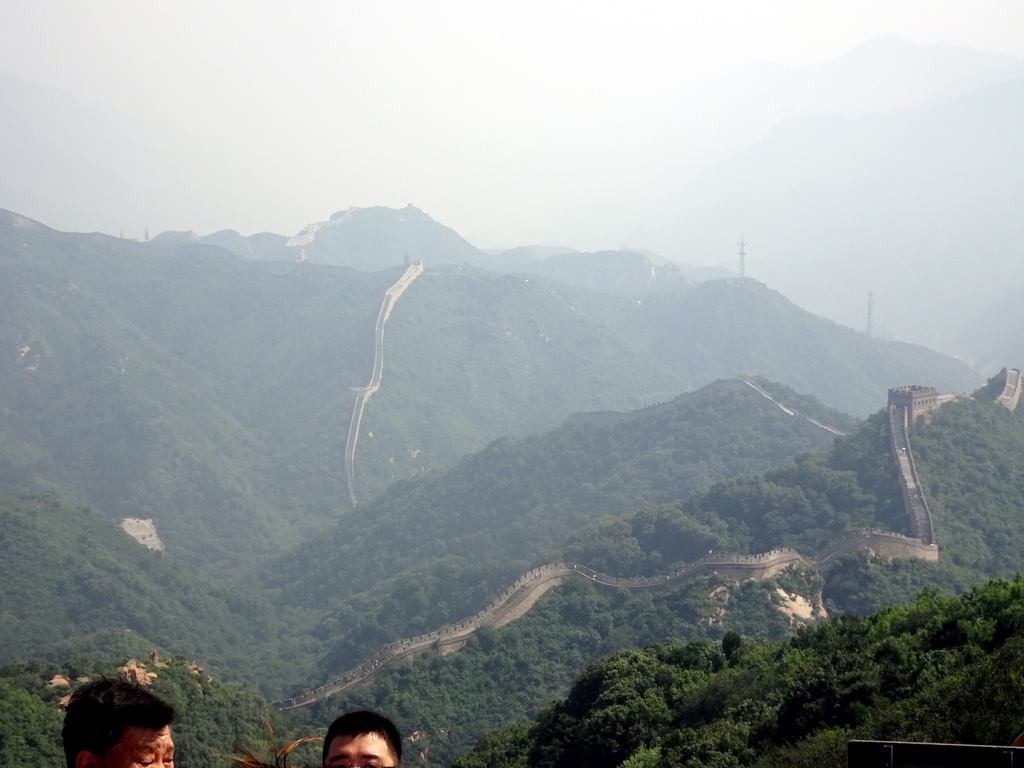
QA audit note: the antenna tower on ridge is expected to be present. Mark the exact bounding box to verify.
[737,234,746,277]
[866,291,874,337]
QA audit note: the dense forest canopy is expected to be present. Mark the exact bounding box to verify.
[451,578,1024,768]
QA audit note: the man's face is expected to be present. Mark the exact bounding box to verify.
[77,725,174,768]
[324,733,398,768]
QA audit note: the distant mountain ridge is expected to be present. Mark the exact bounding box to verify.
[168,208,729,296]
[636,75,1024,357]
[705,36,1024,123]
[5,36,1020,254]
[0,209,983,548]
[4,38,1019,366]
[507,249,694,296]
[284,204,487,270]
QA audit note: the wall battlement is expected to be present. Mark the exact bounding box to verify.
[888,385,941,423]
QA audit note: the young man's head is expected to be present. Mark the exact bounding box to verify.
[322,710,401,767]
[62,678,176,768]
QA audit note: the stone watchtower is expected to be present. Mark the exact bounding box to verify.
[888,385,941,424]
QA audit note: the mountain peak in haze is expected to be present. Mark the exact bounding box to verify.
[555,34,1024,251]
[811,35,1024,111]
[645,75,1024,355]
[698,34,1024,126]
[284,204,485,270]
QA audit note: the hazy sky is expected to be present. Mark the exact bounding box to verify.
[2,0,1023,248]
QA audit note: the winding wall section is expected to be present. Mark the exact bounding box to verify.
[273,526,933,710]
[740,379,846,436]
[281,374,1024,710]
[344,262,424,506]
[888,403,935,545]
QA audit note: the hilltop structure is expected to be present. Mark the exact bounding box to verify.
[887,385,944,423]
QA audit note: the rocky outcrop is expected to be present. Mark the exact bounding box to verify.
[119,518,164,551]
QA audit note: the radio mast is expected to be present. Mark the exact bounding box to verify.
[866,291,874,337]
[737,234,746,277]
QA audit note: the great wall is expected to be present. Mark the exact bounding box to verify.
[344,262,424,506]
[292,262,1022,710]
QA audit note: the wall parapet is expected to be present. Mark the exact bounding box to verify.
[272,528,936,710]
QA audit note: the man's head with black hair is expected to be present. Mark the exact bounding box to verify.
[62,678,176,768]
[322,710,402,767]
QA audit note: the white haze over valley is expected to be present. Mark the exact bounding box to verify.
[2,0,1023,360]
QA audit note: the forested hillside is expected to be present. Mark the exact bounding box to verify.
[0,216,393,567]
[451,578,1024,768]
[0,494,275,667]
[497,248,694,296]
[346,270,979,499]
[273,378,852,609]
[278,387,1024,764]
[1,209,980,565]
[0,371,850,690]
